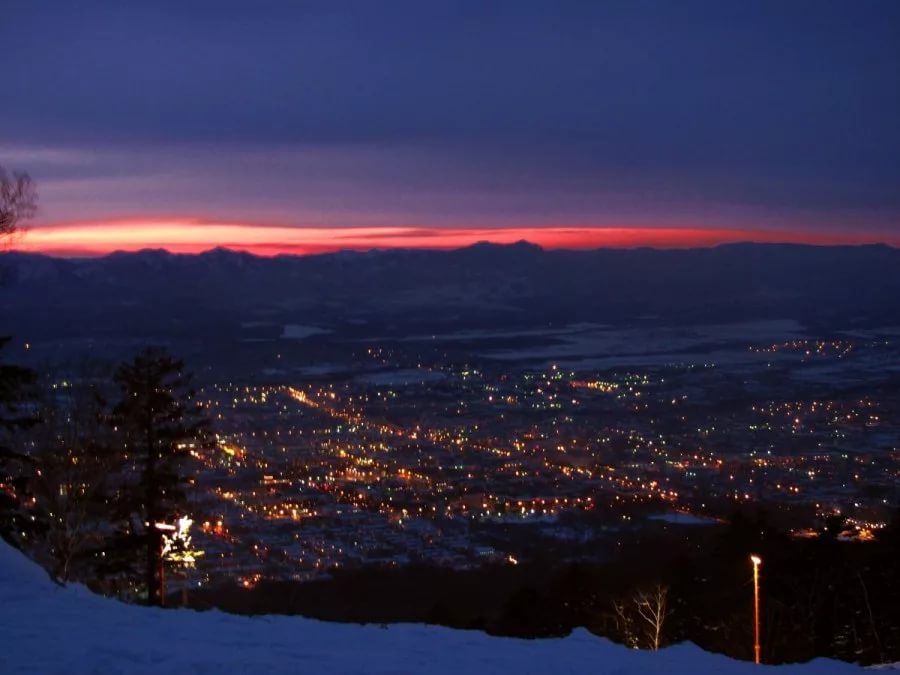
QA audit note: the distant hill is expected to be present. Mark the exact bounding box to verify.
[3,243,898,329]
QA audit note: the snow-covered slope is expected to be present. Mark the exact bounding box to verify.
[0,541,867,674]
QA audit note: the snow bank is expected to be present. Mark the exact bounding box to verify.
[0,540,865,674]
[648,511,723,526]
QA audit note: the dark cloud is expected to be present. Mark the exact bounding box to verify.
[3,0,899,228]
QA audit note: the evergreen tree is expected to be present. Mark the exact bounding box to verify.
[0,336,39,547]
[31,380,116,581]
[107,348,209,606]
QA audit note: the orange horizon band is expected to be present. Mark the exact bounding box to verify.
[10,221,900,257]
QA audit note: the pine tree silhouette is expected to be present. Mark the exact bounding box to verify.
[106,348,209,606]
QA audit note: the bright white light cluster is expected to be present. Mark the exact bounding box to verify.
[161,516,203,568]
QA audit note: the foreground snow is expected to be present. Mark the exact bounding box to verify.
[0,542,868,674]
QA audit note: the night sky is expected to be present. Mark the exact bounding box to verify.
[4,1,899,255]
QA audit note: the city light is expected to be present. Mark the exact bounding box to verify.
[751,555,762,664]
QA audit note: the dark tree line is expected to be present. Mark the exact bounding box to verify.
[182,508,900,666]
[0,344,211,605]
[0,337,39,548]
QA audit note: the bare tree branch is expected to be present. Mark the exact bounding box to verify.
[0,167,38,245]
[613,584,670,651]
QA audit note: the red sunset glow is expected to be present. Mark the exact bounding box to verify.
[14,221,900,257]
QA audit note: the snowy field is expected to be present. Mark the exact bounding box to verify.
[648,511,723,526]
[0,541,873,674]
[281,324,333,339]
[480,320,807,366]
[356,369,447,386]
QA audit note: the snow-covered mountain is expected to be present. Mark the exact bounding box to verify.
[3,243,900,322]
[0,540,871,674]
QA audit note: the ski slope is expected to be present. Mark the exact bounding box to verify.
[0,540,871,674]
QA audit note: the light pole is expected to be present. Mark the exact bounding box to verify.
[750,554,762,664]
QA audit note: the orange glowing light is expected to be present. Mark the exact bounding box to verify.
[751,554,762,664]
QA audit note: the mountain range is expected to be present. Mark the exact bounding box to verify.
[2,242,899,353]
